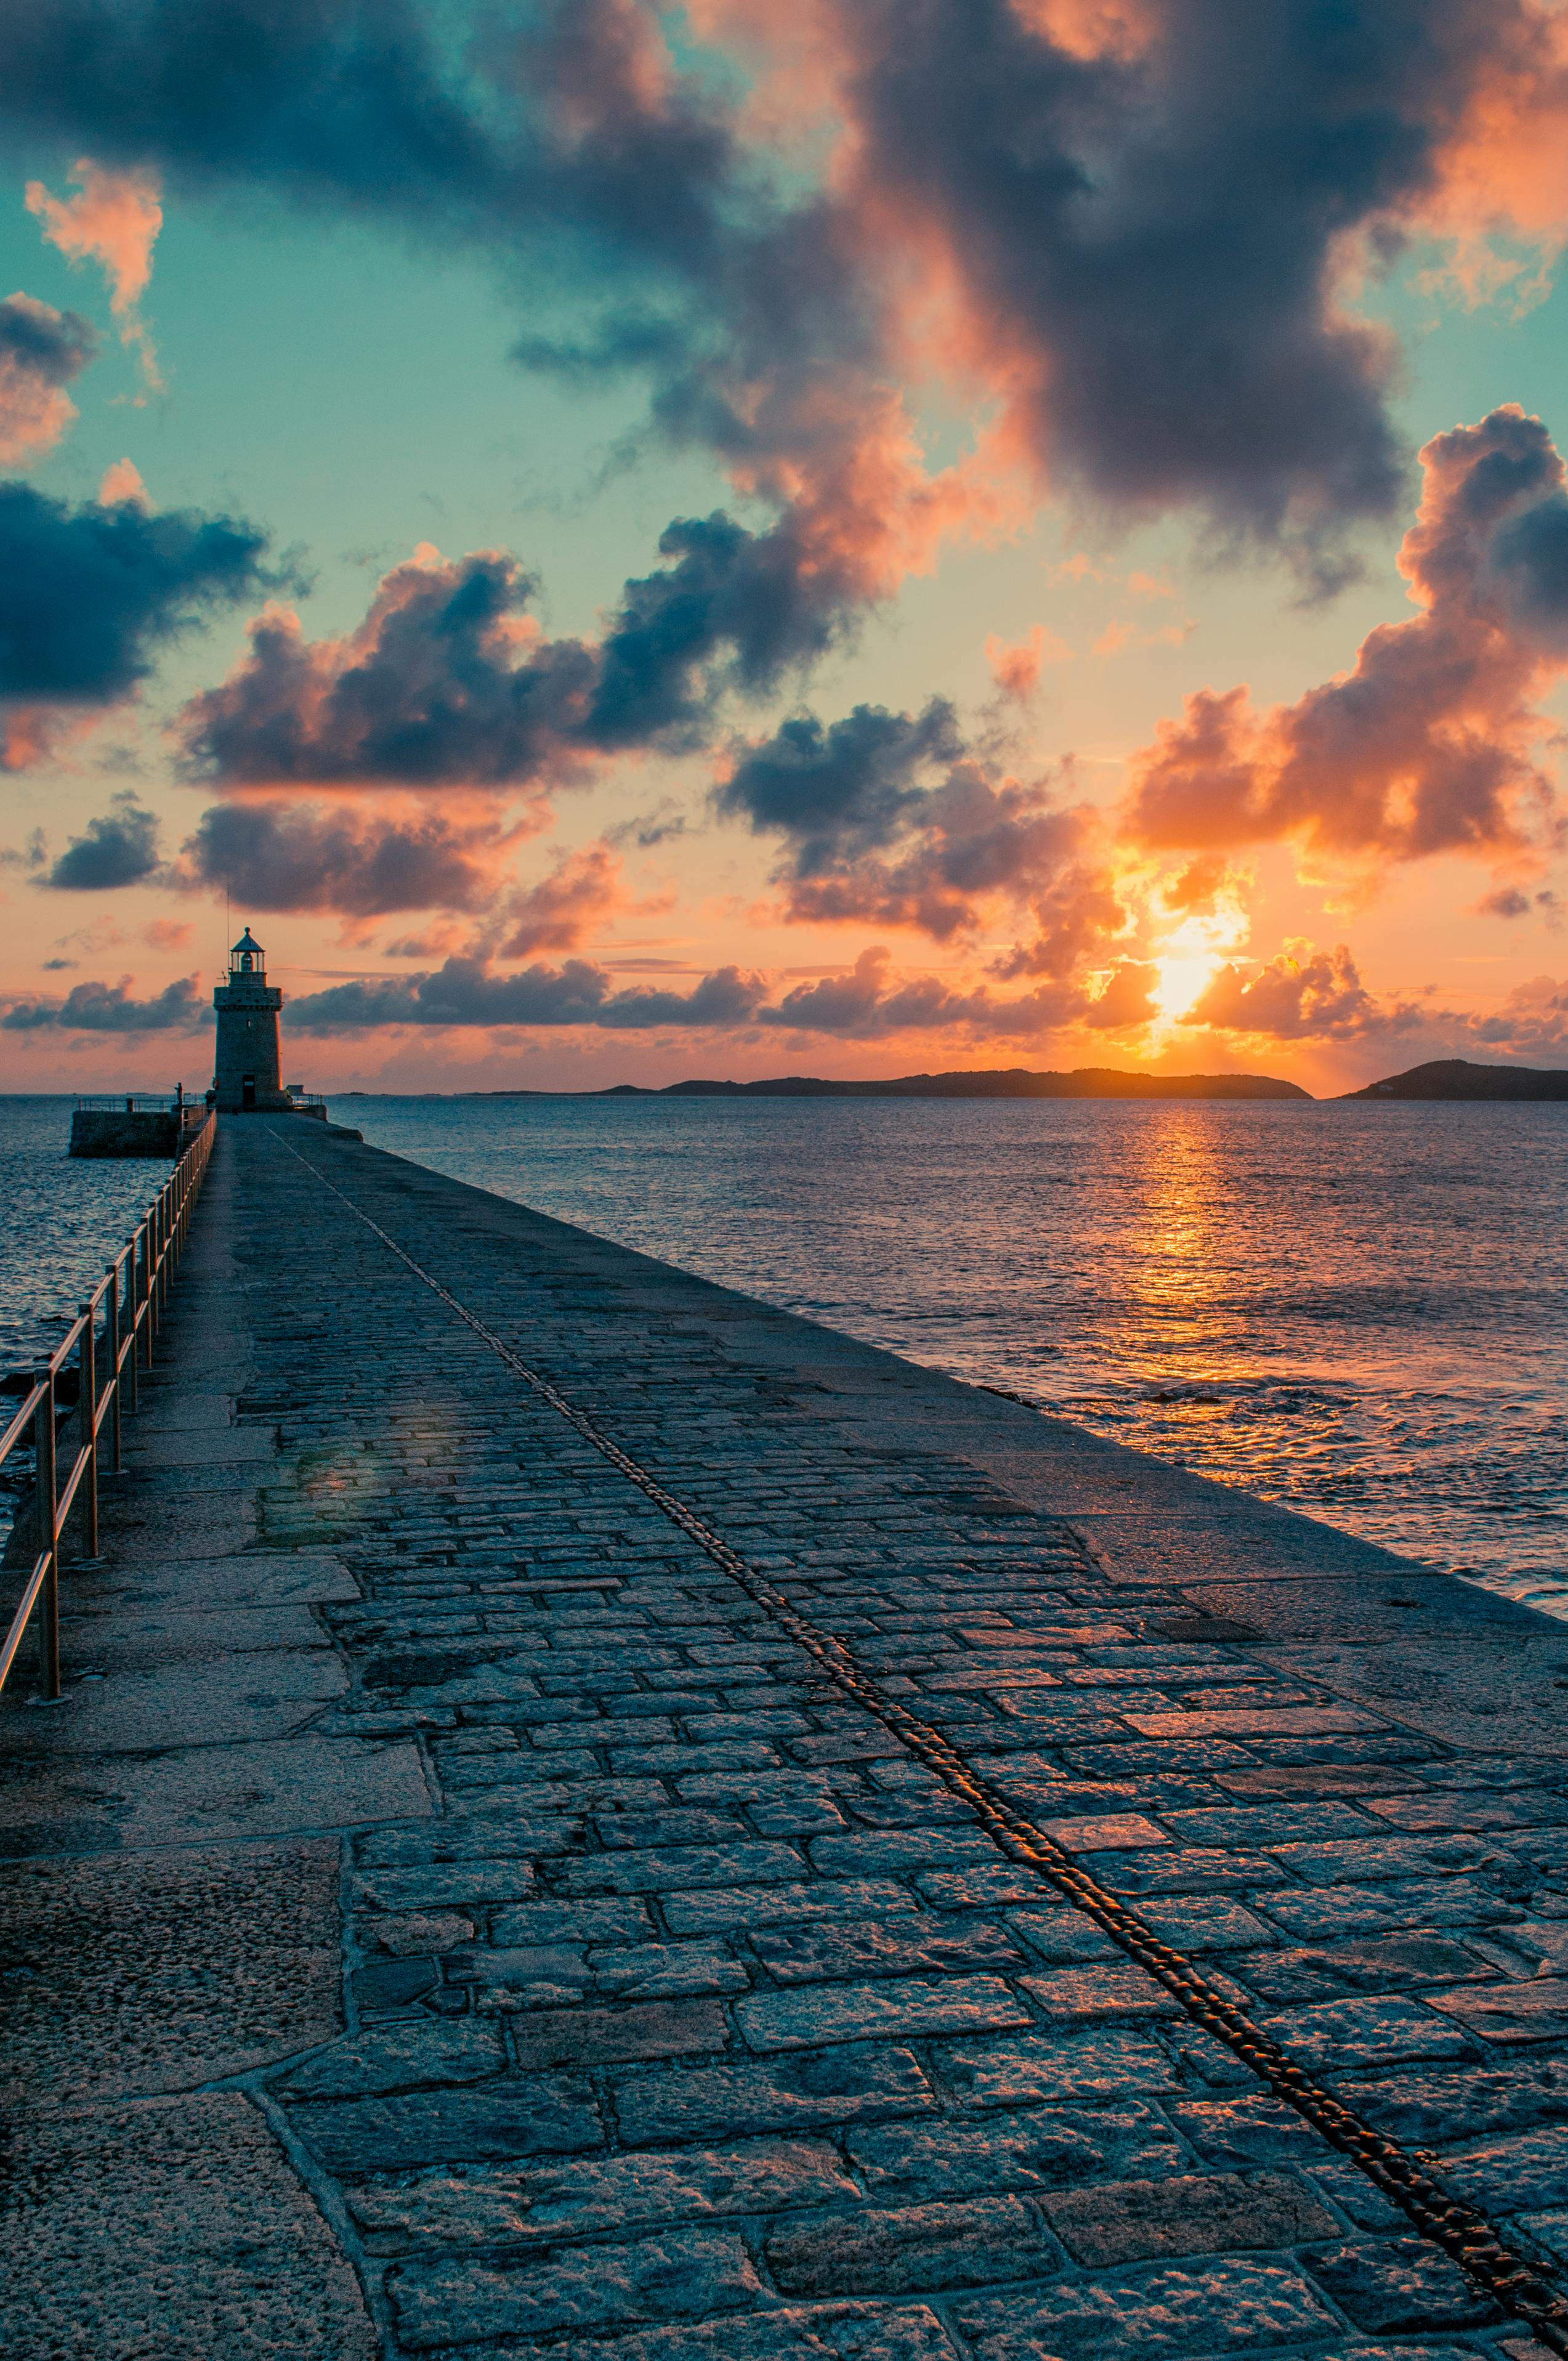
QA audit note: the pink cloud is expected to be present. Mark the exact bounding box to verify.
[985,622,1072,699]
[26,161,162,386]
[98,456,149,507]
[143,918,193,950]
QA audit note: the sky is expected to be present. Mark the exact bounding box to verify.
[4,2,1568,1098]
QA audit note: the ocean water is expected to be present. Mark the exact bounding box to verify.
[339,1093,1568,1617]
[3,1090,1564,1616]
[0,1097,172,1374]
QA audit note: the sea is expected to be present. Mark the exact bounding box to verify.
[3,1090,1564,1618]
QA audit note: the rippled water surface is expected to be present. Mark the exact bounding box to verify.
[337,1093,1568,1611]
[0,1098,171,1371]
[4,1090,1564,1610]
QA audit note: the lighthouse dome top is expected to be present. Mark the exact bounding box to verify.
[229,927,265,976]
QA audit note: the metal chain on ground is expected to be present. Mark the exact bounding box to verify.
[270,1128,1568,2355]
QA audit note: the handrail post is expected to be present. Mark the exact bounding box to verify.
[33,1370,60,1700]
[139,1220,154,1367]
[130,1228,145,1394]
[78,1300,99,1558]
[107,1263,123,1471]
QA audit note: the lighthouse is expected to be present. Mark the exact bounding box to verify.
[212,928,291,1112]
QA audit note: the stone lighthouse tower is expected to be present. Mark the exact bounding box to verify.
[212,928,291,1111]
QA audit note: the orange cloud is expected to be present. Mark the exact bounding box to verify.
[1128,406,1568,868]
[499,843,630,958]
[1182,939,1416,1042]
[1416,4,1568,309]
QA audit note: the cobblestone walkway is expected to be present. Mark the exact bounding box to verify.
[7,1119,1568,2360]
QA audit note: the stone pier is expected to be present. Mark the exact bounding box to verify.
[4,1119,1567,2360]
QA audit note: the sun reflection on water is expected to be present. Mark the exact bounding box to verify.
[306,1094,1568,1616]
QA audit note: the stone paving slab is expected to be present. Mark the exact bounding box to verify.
[5,1116,1568,2358]
[0,2093,376,2360]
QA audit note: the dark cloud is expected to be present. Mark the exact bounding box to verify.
[177,552,590,788]
[1475,883,1561,925]
[606,797,687,849]
[6,930,1158,1043]
[1,973,200,1030]
[0,291,97,466]
[823,0,1447,570]
[45,789,160,889]
[286,953,763,1032]
[719,702,964,867]
[179,799,506,914]
[2,0,1550,587]
[1130,407,1568,865]
[285,939,1157,1041]
[0,291,95,383]
[721,697,1118,960]
[588,512,854,742]
[179,517,859,790]
[0,4,484,230]
[0,1,746,277]
[0,481,272,707]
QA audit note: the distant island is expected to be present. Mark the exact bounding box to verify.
[457,1066,1310,1101]
[1344,1059,1568,1101]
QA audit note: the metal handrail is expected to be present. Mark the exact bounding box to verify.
[73,1094,190,1113]
[0,1109,217,1699]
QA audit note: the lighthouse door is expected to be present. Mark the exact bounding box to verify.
[242,1074,256,1109]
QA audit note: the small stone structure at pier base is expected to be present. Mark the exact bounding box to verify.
[68,1098,208,1158]
[5,1116,1568,2359]
[68,1105,181,1157]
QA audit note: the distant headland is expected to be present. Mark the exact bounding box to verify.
[450,1066,1311,1101]
[1343,1058,1568,1101]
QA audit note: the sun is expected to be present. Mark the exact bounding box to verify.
[1146,910,1248,1027]
[1149,949,1225,1023]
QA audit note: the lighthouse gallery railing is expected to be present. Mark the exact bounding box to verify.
[0,1109,217,1699]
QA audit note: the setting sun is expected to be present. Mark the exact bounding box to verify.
[1146,909,1249,1025]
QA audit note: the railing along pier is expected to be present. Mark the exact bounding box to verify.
[0,1110,217,1699]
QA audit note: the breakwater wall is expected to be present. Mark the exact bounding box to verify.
[69,1107,181,1158]
[3,1117,1567,2359]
